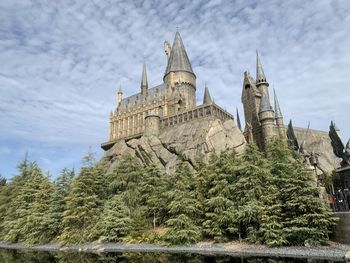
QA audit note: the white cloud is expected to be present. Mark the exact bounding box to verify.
[1,0,350,177]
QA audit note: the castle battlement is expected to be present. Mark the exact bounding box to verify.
[102,101,233,151]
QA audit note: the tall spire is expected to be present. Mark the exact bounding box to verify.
[273,88,283,118]
[256,51,268,85]
[141,62,148,96]
[203,84,212,104]
[236,107,242,131]
[165,32,194,76]
[117,84,123,106]
[259,91,272,113]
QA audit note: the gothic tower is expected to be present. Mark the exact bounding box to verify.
[203,85,212,105]
[164,32,196,116]
[241,52,277,150]
[273,88,286,140]
[259,91,275,150]
[241,70,262,147]
[141,62,148,97]
[256,51,269,98]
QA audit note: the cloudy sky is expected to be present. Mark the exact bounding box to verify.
[1,0,350,179]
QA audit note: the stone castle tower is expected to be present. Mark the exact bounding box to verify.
[101,33,339,176]
[241,52,286,150]
[102,32,233,151]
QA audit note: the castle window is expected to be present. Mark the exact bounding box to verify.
[245,84,250,90]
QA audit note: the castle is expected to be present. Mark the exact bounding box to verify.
[101,31,286,152]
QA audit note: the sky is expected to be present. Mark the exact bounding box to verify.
[1,0,350,179]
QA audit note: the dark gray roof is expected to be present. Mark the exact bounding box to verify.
[165,32,194,76]
[203,86,212,104]
[118,83,166,111]
[236,107,242,131]
[256,51,267,83]
[259,91,272,113]
[273,88,283,118]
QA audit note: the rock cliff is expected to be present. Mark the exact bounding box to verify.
[294,127,340,174]
[105,118,246,174]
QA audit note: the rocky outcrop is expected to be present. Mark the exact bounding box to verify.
[294,127,341,174]
[105,118,246,174]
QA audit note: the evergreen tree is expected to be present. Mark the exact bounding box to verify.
[92,194,132,242]
[164,162,202,245]
[47,168,75,239]
[0,174,6,186]
[59,151,104,244]
[20,169,54,244]
[139,164,168,228]
[267,139,337,245]
[0,160,54,244]
[107,155,148,239]
[0,175,9,237]
[201,151,239,241]
[108,154,144,196]
[233,143,285,245]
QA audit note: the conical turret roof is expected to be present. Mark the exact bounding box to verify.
[273,88,283,118]
[141,62,148,88]
[236,107,242,131]
[256,51,267,84]
[259,91,272,113]
[203,85,212,104]
[165,32,194,76]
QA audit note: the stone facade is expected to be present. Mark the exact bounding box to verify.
[102,32,235,151]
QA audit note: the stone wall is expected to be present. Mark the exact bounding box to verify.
[331,212,350,244]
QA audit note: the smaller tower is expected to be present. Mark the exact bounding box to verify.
[141,63,148,97]
[203,84,212,104]
[258,91,275,149]
[256,51,269,98]
[273,88,286,139]
[236,107,242,131]
[144,111,160,137]
[117,85,123,106]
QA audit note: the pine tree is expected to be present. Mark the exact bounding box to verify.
[108,154,144,196]
[21,169,54,244]
[0,175,9,237]
[139,164,168,228]
[0,175,6,186]
[59,151,104,244]
[0,158,31,241]
[164,162,202,245]
[107,155,148,239]
[233,143,285,245]
[201,151,239,241]
[267,139,337,245]
[0,160,54,244]
[92,194,132,242]
[47,168,75,239]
